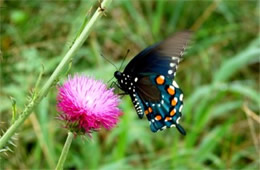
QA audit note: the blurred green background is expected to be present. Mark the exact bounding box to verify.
[1,0,259,169]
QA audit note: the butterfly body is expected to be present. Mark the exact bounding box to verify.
[114,31,192,135]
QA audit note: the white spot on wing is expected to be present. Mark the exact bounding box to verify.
[179,105,183,112]
[159,75,165,80]
[172,81,179,88]
[180,94,183,101]
[170,124,176,128]
[170,63,175,67]
[176,117,180,124]
[134,77,138,82]
[172,56,178,60]
[168,70,173,75]
[165,117,172,122]
[169,85,175,91]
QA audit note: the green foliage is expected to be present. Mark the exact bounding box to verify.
[0,0,259,169]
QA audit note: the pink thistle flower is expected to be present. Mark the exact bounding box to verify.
[57,74,121,135]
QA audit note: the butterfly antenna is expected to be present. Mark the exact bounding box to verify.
[100,53,119,71]
[119,49,130,71]
[107,76,114,84]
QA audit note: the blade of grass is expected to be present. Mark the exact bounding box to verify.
[195,119,232,163]
[190,0,221,31]
[185,91,225,148]
[37,98,57,166]
[152,1,165,37]
[214,38,260,83]
[168,1,185,34]
[185,81,259,125]
[243,103,259,152]
[29,113,55,169]
[212,100,243,117]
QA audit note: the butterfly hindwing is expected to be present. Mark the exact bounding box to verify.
[133,74,185,134]
[129,75,161,119]
[136,76,161,102]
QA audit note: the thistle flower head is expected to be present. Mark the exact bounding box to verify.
[57,74,121,135]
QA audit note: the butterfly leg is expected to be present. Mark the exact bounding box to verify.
[109,81,118,88]
[118,92,127,96]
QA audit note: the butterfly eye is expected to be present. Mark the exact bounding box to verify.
[114,71,121,79]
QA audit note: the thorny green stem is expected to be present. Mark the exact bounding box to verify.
[55,131,74,170]
[0,0,112,149]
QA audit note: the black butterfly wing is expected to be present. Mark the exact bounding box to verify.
[129,75,161,119]
[124,31,192,79]
[136,76,161,102]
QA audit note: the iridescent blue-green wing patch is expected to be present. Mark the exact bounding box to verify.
[134,74,186,135]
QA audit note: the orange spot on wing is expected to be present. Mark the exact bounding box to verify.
[148,107,152,113]
[167,86,175,95]
[165,117,172,121]
[156,75,165,85]
[171,98,177,106]
[144,110,149,115]
[155,115,162,121]
[170,109,176,116]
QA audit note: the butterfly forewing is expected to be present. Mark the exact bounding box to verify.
[124,31,192,79]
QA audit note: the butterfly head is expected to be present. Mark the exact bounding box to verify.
[114,71,137,94]
[114,71,122,80]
